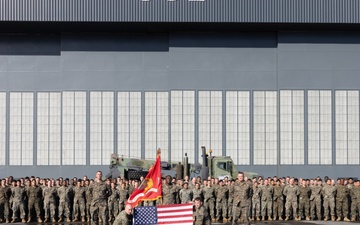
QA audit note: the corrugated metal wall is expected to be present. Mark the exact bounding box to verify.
[0,0,359,23]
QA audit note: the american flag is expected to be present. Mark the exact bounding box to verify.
[133,203,194,225]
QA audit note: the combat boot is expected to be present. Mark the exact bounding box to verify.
[262,217,265,221]
[223,218,227,222]
[11,218,15,223]
[44,218,49,222]
[211,218,216,223]
[256,216,260,221]
[27,217,32,223]
[58,217,63,222]
[87,217,91,222]
[52,218,57,223]
[351,217,356,222]
[344,217,350,222]
[66,217,71,222]
[73,217,79,222]
[324,216,328,221]
[285,216,289,221]
[268,217,272,221]
[38,217,43,223]
[336,217,341,221]
[331,216,336,221]
[6,219,10,223]
[99,217,102,223]
[250,216,254,221]
[21,218,26,223]
[82,217,86,222]
[0,218,2,222]
[273,217,276,220]
[279,216,283,221]
[306,216,310,221]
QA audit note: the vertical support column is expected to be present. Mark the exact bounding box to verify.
[222,90,226,156]
[168,91,172,163]
[304,90,308,165]
[141,91,145,159]
[195,91,199,164]
[331,90,336,166]
[250,91,254,166]
[33,92,37,166]
[86,91,90,166]
[114,92,118,155]
[5,92,10,166]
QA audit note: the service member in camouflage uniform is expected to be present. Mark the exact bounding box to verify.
[193,182,204,202]
[108,182,120,222]
[283,178,299,221]
[336,178,350,221]
[43,180,58,222]
[298,179,311,220]
[73,180,86,222]
[310,178,322,220]
[203,181,215,222]
[179,182,193,204]
[58,180,72,222]
[118,183,129,211]
[251,181,262,221]
[261,179,273,220]
[0,179,11,223]
[350,180,360,221]
[26,180,43,223]
[11,180,27,223]
[216,180,228,222]
[227,180,234,222]
[113,204,133,225]
[162,175,177,205]
[273,180,284,220]
[194,197,211,225]
[322,178,336,221]
[90,171,112,225]
[231,172,251,225]
[85,179,93,222]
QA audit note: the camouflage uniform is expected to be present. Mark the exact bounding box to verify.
[232,179,251,225]
[90,180,111,225]
[0,184,11,222]
[283,184,299,220]
[57,185,72,221]
[85,185,93,221]
[108,187,120,221]
[273,184,284,220]
[118,188,129,211]
[73,185,86,221]
[194,204,211,225]
[336,183,349,220]
[261,184,273,220]
[216,184,228,220]
[349,185,360,220]
[252,185,262,220]
[227,184,234,221]
[203,185,215,220]
[113,209,133,225]
[162,183,177,205]
[298,184,311,220]
[43,185,57,222]
[26,185,43,222]
[179,187,193,204]
[309,183,322,220]
[322,183,336,220]
[192,186,204,202]
[11,185,26,221]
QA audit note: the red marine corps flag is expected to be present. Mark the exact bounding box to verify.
[127,149,162,207]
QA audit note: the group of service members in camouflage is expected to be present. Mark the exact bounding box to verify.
[1,171,360,225]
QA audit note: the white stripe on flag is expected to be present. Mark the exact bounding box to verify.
[157,204,193,211]
[158,216,194,223]
[158,211,193,217]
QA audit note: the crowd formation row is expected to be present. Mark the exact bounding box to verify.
[0,173,359,225]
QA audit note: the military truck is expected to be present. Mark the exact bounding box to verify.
[105,146,260,180]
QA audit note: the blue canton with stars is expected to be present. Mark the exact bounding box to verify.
[134,206,158,225]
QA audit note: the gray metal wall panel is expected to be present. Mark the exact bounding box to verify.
[1,0,360,23]
[3,31,360,178]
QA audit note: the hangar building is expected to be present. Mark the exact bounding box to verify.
[1,0,360,179]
